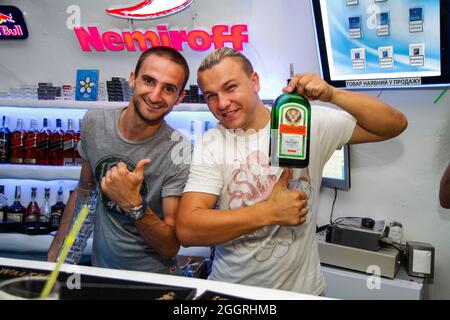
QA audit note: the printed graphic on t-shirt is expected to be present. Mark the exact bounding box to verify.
[227,151,278,209]
[226,151,314,262]
[95,155,148,214]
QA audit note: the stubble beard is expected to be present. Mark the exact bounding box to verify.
[132,96,167,126]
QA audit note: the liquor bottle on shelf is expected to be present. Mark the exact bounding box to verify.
[50,186,65,231]
[190,120,197,144]
[24,119,39,164]
[10,118,26,164]
[63,119,75,166]
[24,187,40,234]
[39,188,51,233]
[37,118,51,165]
[0,116,11,164]
[0,185,8,223]
[204,121,211,133]
[6,186,25,226]
[49,119,64,166]
[74,119,82,166]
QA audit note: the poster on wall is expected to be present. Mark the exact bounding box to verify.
[311,0,450,89]
[0,5,29,40]
[75,70,99,101]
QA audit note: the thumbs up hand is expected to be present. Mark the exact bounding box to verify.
[265,168,309,226]
[101,159,151,212]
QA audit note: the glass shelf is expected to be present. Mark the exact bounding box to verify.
[0,99,209,111]
[0,164,80,181]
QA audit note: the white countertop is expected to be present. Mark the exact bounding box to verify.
[0,257,328,300]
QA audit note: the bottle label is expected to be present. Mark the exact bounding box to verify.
[7,213,23,223]
[39,215,50,223]
[0,139,8,160]
[49,140,63,151]
[36,138,49,151]
[25,214,38,223]
[63,139,74,151]
[25,136,37,149]
[277,103,309,160]
[50,212,62,228]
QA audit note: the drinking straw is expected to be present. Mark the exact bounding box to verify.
[434,87,449,104]
[40,207,90,300]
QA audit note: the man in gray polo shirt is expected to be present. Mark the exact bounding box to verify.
[48,47,191,274]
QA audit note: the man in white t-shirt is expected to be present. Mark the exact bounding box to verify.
[176,48,408,295]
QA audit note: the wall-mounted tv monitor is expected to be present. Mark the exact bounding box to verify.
[311,0,450,89]
[322,144,351,191]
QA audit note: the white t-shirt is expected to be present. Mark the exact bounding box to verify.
[184,105,356,295]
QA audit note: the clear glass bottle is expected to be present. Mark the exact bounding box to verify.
[39,188,51,233]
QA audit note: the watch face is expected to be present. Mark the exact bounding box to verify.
[127,202,147,221]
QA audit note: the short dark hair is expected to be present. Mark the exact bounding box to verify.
[134,46,190,92]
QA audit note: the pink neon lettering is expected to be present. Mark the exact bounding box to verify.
[123,31,160,51]
[157,25,172,47]
[74,26,105,51]
[102,31,125,51]
[187,30,211,51]
[0,26,9,36]
[74,24,249,52]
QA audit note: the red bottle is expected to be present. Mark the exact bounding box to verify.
[74,119,82,166]
[25,187,40,234]
[24,119,38,164]
[10,118,26,164]
[37,118,51,165]
[49,119,64,166]
[63,119,75,166]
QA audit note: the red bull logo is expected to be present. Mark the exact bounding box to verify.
[0,12,24,37]
[106,0,193,19]
[0,6,28,39]
[0,12,14,24]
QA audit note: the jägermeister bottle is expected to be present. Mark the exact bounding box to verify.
[270,65,311,168]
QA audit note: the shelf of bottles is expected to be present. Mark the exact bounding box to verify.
[0,99,218,235]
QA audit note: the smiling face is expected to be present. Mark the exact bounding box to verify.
[129,54,186,125]
[198,57,262,131]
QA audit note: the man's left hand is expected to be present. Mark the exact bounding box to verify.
[101,159,151,212]
[283,73,335,102]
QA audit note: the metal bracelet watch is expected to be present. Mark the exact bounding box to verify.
[125,200,147,221]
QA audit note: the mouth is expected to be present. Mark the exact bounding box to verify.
[142,97,165,110]
[221,109,239,120]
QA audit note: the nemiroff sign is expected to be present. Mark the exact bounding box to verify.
[0,5,29,40]
[74,0,249,52]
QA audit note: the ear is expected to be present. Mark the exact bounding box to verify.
[175,90,187,105]
[128,72,135,89]
[251,72,261,93]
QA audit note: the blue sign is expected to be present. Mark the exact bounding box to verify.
[75,70,99,101]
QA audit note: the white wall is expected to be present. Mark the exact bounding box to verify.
[1,0,449,299]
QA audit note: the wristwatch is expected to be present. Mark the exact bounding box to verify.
[125,200,147,221]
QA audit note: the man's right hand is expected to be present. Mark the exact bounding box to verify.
[265,168,308,226]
